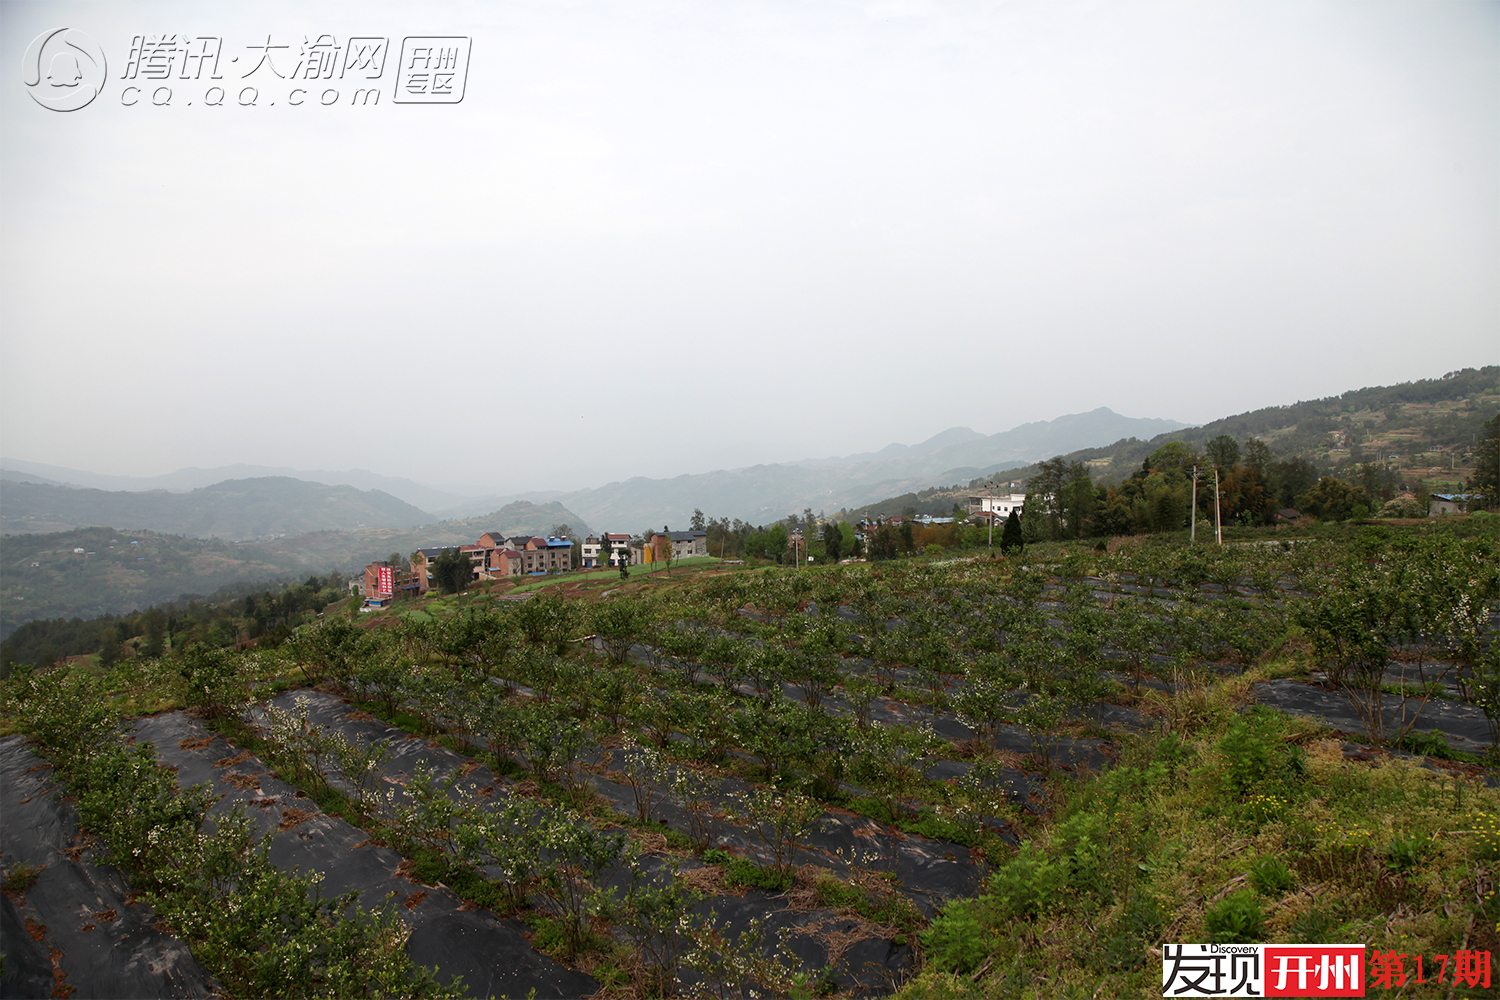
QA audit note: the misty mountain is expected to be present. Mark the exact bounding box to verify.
[0,468,67,487]
[440,407,1187,530]
[844,365,1500,520]
[425,501,594,543]
[0,498,596,638]
[0,527,310,640]
[0,459,470,512]
[5,408,1185,535]
[0,478,434,541]
[794,426,991,467]
[795,408,1187,475]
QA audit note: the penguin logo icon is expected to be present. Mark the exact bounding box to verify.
[22,28,106,111]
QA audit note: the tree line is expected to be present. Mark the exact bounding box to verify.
[0,572,350,676]
[1018,421,1497,544]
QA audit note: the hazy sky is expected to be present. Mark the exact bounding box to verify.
[3,1,1496,494]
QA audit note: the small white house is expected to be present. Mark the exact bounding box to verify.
[968,490,1027,522]
[1429,493,1472,516]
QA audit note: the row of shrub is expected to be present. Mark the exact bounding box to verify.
[13,670,463,999]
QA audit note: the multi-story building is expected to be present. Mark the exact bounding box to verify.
[665,530,709,558]
[408,530,574,589]
[968,488,1028,523]
[634,530,710,563]
[410,548,459,593]
[363,560,419,603]
[602,533,631,566]
[485,547,525,578]
[507,536,573,574]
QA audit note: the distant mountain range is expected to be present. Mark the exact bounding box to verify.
[0,477,598,546]
[2,407,1185,536]
[787,409,1187,471]
[4,368,1493,638]
[0,478,435,541]
[439,407,1188,530]
[0,460,467,511]
[0,498,599,639]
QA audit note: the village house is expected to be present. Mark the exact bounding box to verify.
[1429,493,1472,516]
[410,533,573,590]
[475,532,527,577]
[630,530,709,564]
[485,547,526,578]
[580,533,640,569]
[967,487,1027,523]
[410,548,452,593]
[663,530,709,559]
[602,533,631,566]
[361,559,419,604]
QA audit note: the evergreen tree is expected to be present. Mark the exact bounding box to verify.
[1472,413,1500,510]
[431,547,472,594]
[1001,508,1024,553]
[822,521,843,561]
[868,523,900,560]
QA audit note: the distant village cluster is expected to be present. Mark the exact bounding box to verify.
[357,528,710,606]
[354,490,1039,607]
[350,474,1479,608]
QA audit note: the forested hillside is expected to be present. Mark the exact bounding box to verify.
[844,366,1497,523]
[1082,365,1497,478]
[0,527,317,640]
[427,500,594,541]
[1,477,433,539]
[0,499,593,642]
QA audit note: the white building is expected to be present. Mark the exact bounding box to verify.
[601,533,632,566]
[968,489,1027,522]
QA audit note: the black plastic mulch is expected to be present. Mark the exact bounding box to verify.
[585,745,983,916]
[253,691,922,993]
[130,712,599,1000]
[1252,678,1494,751]
[0,735,217,1000]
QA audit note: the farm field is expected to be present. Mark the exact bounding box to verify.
[2,521,1498,998]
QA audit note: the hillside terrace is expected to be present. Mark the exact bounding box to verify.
[359,528,710,603]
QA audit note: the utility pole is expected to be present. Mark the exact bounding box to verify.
[1190,466,1198,543]
[1214,467,1222,545]
[986,481,997,549]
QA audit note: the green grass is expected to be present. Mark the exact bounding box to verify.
[505,556,729,594]
[896,701,1499,999]
[702,848,796,891]
[1,862,43,892]
[846,796,1002,852]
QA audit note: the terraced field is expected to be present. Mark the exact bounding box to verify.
[3,526,1497,998]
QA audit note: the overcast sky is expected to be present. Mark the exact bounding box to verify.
[2,1,1495,494]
